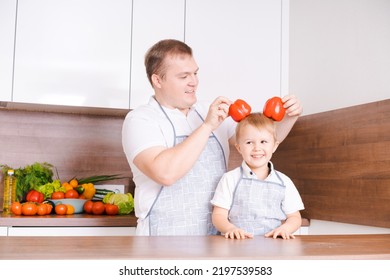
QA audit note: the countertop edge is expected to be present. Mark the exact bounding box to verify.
[0,213,138,227]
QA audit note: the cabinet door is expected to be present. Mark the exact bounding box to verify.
[185,0,288,112]
[130,0,185,109]
[0,226,8,236]
[13,0,132,109]
[0,0,17,102]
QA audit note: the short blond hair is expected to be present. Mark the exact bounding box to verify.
[235,113,277,142]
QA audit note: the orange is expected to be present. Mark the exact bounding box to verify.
[62,182,73,192]
[66,204,75,215]
[69,179,78,188]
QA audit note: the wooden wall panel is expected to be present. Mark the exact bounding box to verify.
[271,99,390,228]
[1,99,389,228]
[0,108,134,208]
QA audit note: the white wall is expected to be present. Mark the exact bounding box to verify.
[307,220,390,235]
[290,0,390,115]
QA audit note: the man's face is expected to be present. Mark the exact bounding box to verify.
[153,54,199,114]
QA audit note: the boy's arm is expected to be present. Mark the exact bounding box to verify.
[265,211,302,239]
[212,206,253,239]
[274,94,303,142]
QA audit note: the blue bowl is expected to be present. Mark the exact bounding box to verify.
[48,199,87,214]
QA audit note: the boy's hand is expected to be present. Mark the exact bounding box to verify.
[223,227,253,239]
[265,227,296,240]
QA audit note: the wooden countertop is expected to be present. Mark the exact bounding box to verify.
[0,214,309,228]
[0,234,389,260]
[0,213,138,227]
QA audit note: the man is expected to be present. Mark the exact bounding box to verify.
[122,39,302,235]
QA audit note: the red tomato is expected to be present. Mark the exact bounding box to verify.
[51,191,65,199]
[105,204,119,215]
[21,202,38,216]
[83,200,94,214]
[65,189,79,199]
[11,202,22,215]
[55,204,68,215]
[229,99,252,122]
[37,204,48,216]
[92,201,105,215]
[44,203,53,214]
[263,96,286,121]
[26,190,45,203]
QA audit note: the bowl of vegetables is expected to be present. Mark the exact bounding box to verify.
[48,198,87,214]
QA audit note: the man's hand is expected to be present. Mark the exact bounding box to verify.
[203,96,232,131]
[282,94,303,117]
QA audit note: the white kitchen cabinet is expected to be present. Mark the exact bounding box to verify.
[185,0,289,112]
[130,0,185,109]
[0,0,17,103]
[10,0,287,111]
[13,0,132,109]
[7,226,135,236]
[0,226,8,236]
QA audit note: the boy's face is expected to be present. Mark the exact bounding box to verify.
[235,124,279,172]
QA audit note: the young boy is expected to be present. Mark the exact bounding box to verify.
[211,112,304,239]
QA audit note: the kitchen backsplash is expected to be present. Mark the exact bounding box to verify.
[0,106,134,207]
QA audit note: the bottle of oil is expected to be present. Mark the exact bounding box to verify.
[2,169,17,214]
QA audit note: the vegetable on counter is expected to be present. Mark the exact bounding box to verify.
[76,174,128,185]
[102,193,134,215]
[68,174,128,200]
[2,164,133,216]
[1,162,55,202]
[74,183,96,199]
[26,190,44,203]
[33,180,65,200]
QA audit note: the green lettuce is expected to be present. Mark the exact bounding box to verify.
[103,193,134,215]
[1,162,55,202]
[33,179,66,200]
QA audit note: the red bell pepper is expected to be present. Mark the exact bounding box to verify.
[229,99,252,122]
[263,96,286,121]
[26,190,44,203]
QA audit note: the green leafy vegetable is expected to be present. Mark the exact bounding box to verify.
[103,193,134,215]
[1,162,55,202]
[33,179,65,200]
[77,174,128,185]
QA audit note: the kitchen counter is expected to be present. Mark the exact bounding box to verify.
[0,213,138,227]
[0,234,389,259]
[0,214,308,228]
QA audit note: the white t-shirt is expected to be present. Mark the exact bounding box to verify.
[211,161,304,215]
[122,96,236,235]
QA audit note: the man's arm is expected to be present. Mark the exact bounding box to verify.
[274,94,303,142]
[133,96,232,186]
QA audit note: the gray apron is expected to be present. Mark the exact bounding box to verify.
[229,166,287,235]
[147,102,227,236]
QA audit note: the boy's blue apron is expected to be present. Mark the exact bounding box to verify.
[228,166,287,235]
[146,101,226,235]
